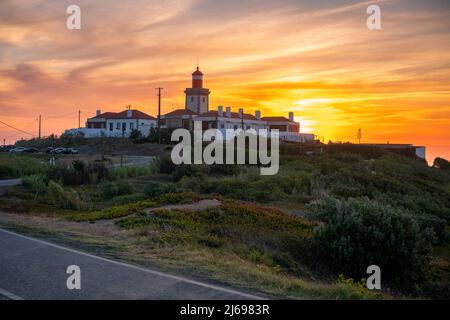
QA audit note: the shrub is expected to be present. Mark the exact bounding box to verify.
[0,164,17,178]
[433,157,450,170]
[307,196,435,288]
[208,164,240,176]
[158,156,177,174]
[100,180,134,199]
[172,164,201,182]
[129,129,143,143]
[22,175,47,197]
[47,180,91,211]
[47,160,111,185]
[143,181,177,198]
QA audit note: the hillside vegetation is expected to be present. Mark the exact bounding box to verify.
[0,143,449,299]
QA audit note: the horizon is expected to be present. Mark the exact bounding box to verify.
[1,0,449,162]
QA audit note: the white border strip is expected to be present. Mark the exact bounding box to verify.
[0,228,264,300]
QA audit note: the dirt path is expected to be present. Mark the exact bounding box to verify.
[145,199,221,213]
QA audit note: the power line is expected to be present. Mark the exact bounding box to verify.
[1,109,85,142]
[0,119,35,136]
[45,111,80,119]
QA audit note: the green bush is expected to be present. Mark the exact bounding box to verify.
[307,196,435,288]
[0,164,18,178]
[433,157,450,170]
[143,181,177,198]
[47,160,111,185]
[22,175,47,197]
[100,180,134,199]
[158,156,177,174]
[172,164,201,182]
[47,181,91,211]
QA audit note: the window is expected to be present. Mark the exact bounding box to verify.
[203,97,206,102]
[191,97,194,102]
[109,123,113,131]
[221,124,225,129]
[116,123,120,130]
[122,123,126,131]
[130,123,134,130]
[234,125,238,130]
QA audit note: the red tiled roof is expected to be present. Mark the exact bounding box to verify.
[199,110,259,120]
[164,109,198,117]
[261,116,291,122]
[91,110,156,120]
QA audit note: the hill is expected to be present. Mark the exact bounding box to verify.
[0,143,448,299]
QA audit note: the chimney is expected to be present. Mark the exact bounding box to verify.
[238,108,244,119]
[218,106,223,117]
[96,109,101,117]
[127,110,133,118]
[289,111,294,122]
[226,106,231,118]
[255,110,261,120]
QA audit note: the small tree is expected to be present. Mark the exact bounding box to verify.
[129,129,143,143]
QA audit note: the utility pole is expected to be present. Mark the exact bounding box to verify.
[357,128,362,144]
[78,110,81,129]
[3,138,5,147]
[38,115,42,139]
[155,87,163,144]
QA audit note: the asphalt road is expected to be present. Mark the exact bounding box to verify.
[0,179,21,188]
[0,228,263,300]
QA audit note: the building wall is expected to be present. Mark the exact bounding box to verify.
[186,94,209,114]
[103,119,156,135]
[76,118,156,138]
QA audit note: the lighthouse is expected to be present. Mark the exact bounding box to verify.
[185,66,210,114]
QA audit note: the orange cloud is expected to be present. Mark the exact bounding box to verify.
[0,0,449,162]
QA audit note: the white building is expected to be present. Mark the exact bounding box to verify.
[65,109,157,138]
[64,67,316,143]
[162,67,316,142]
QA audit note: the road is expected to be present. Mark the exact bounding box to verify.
[112,155,155,168]
[0,228,263,300]
[0,179,21,188]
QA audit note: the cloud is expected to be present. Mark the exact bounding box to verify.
[0,0,449,160]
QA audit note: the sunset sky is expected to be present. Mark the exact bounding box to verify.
[0,0,449,162]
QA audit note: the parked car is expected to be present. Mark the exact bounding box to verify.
[51,147,66,154]
[9,147,27,153]
[22,147,39,153]
[9,147,40,153]
[50,147,79,155]
[0,145,14,152]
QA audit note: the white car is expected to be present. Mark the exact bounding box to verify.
[9,147,27,153]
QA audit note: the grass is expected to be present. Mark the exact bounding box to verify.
[66,200,157,222]
[112,200,384,299]
[65,192,202,222]
[0,154,49,178]
[1,144,449,299]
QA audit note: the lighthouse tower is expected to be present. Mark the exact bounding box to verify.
[185,66,210,114]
